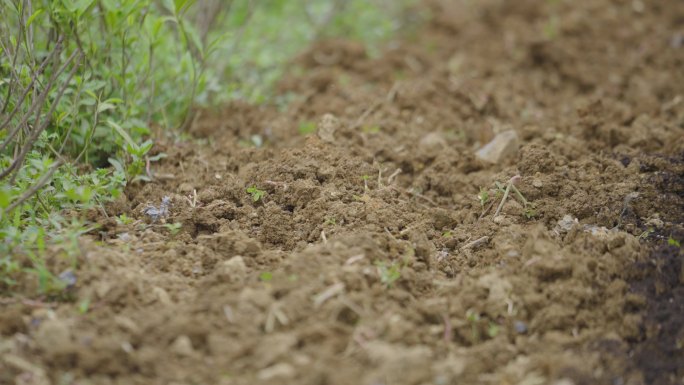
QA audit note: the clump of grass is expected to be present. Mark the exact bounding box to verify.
[163,222,183,236]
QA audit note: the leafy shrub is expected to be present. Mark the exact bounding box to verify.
[0,0,418,293]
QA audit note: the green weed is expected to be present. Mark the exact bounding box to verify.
[259,272,273,282]
[246,186,266,202]
[163,222,183,236]
[298,121,317,135]
[478,187,489,208]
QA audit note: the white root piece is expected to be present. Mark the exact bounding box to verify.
[460,236,489,251]
[313,283,345,308]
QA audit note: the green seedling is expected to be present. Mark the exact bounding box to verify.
[361,174,371,191]
[668,237,681,247]
[259,272,273,282]
[375,260,402,287]
[325,217,337,226]
[478,187,489,208]
[78,298,91,314]
[116,214,134,225]
[163,222,182,236]
[361,126,381,134]
[442,230,452,238]
[298,121,317,135]
[247,186,266,202]
[375,248,413,288]
[487,322,500,338]
[523,207,538,219]
[466,309,481,342]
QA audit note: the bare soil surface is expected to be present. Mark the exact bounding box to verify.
[2,1,684,384]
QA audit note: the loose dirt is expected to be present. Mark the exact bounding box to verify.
[2,1,683,384]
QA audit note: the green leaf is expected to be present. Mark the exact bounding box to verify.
[97,102,116,113]
[0,185,12,209]
[107,120,138,152]
[26,9,44,26]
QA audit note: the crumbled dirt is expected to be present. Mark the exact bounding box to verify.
[2,1,684,384]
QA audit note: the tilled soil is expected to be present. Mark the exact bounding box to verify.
[2,1,684,384]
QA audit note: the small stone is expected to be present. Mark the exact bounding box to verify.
[645,216,664,229]
[555,215,578,234]
[58,270,77,289]
[532,179,543,188]
[171,335,195,357]
[35,319,73,357]
[114,316,141,334]
[418,132,447,154]
[257,362,296,381]
[153,287,172,305]
[214,256,247,283]
[178,183,194,193]
[506,250,520,258]
[553,378,576,385]
[317,114,339,143]
[514,320,528,334]
[475,129,520,163]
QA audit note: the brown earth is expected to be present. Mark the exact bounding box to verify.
[2,0,684,384]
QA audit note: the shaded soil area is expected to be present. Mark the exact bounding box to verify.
[2,0,684,384]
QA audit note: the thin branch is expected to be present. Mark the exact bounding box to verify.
[0,37,64,133]
[1,52,82,181]
[0,0,26,114]
[0,42,71,153]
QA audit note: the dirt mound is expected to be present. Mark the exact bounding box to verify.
[1,1,683,384]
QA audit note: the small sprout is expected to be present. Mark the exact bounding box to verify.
[116,213,134,225]
[325,217,337,226]
[668,237,681,247]
[442,230,452,238]
[465,309,480,342]
[164,222,182,235]
[259,272,273,282]
[247,186,266,202]
[361,174,371,191]
[298,121,316,135]
[361,125,381,134]
[143,196,171,222]
[466,309,480,323]
[523,207,538,219]
[375,260,402,287]
[487,322,500,338]
[78,298,91,314]
[478,187,489,208]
